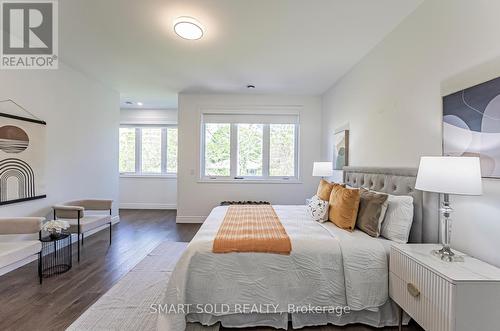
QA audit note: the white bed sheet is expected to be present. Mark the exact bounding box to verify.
[158,205,393,331]
[187,299,405,329]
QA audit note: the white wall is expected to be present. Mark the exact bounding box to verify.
[120,108,177,125]
[0,63,120,219]
[177,93,322,223]
[119,108,178,209]
[321,0,500,267]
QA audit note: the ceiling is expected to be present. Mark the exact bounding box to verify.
[59,0,423,109]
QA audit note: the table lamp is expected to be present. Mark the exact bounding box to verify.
[415,156,482,262]
[312,162,333,178]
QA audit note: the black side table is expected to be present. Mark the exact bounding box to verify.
[39,232,72,283]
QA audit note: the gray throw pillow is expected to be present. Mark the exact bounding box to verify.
[356,188,388,237]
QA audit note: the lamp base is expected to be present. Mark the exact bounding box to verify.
[432,194,464,263]
[432,246,464,262]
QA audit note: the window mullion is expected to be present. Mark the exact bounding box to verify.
[201,123,206,178]
[294,124,299,179]
[161,128,167,174]
[262,124,270,178]
[230,123,238,178]
[135,128,141,174]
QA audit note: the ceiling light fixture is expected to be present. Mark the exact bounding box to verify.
[246,84,256,89]
[173,16,204,40]
[137,102,143,106]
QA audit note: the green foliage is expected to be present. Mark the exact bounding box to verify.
[238,124,263,176]
[141,128,162,173]
[119,127,179,175]
[119,128,135,173]
[204,123,296,177]
[205,124,231,176]
[270,124,295,176]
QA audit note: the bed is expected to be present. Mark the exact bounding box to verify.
[158,167,438,330]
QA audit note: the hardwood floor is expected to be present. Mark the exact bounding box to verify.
[0,210,423,331]
[0,209,200,331]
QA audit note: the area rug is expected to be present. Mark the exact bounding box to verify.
[67,241,415,331]
[67,241,219,331]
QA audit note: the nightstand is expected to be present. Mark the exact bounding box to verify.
[390,244,500,331]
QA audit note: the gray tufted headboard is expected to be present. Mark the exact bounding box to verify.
[343,166,438,243]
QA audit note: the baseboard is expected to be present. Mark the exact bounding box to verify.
[176,216,206,223]
[119,203,177,210]
[0,254,38,277]
[0,215,121,277]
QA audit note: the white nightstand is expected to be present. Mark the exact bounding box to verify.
[390,244,500,331]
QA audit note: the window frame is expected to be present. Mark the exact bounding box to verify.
[200,116,300,183]
[119,124,177,177]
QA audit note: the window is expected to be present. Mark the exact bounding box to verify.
[119,127,136,173]
[270,124,295,177]
[141,128,162,173]
[166,127,178,173]
[237,124,263,176]
[204,123,231,176]
[119,126,177,175]
[201,114,299,181]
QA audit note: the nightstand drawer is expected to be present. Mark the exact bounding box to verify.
[390,271,454,331]
[390,247,431,281]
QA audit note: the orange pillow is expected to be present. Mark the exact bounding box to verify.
[316,179,334,201]
[328,185,361,231]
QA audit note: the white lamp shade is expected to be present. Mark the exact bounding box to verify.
[313,162,333,177]
[415,156,482,195]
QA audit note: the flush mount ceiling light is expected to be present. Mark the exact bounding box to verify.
[173,16,204,40]
[137,102,143,106]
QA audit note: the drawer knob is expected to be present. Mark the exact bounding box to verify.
[407,283,420,298]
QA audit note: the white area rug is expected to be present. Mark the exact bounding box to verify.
[67,241,219,331]
[67,241,414,331]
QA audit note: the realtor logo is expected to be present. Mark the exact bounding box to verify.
[1,0,58,69]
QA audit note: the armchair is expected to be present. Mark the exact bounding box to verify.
[53,199,113,262]
[0,217,44,282]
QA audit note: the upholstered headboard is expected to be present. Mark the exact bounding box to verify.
[343,167,438,243]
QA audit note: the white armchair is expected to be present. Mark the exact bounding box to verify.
[53,199,113,262]
[0,217,44,282]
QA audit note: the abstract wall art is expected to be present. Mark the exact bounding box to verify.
[0,100,46,205]
[333,130,349,170]
[443,77,500,178]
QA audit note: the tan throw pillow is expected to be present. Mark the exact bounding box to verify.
[316,179,334,201]
[356,188,389,237]
[328,185,360,231]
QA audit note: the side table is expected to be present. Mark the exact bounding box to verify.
[39,232,72,283]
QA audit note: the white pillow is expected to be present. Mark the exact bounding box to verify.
[307,195,329,223]
[380,194,414,243]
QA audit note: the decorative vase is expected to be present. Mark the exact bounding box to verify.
[49,232,61,240]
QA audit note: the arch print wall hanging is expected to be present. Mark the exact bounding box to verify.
[0,99,46,205]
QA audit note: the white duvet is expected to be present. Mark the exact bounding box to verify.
[158,205,391,331]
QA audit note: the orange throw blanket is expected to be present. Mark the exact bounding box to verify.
[213,205,292,255]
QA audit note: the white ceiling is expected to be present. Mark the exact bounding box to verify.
[59,0,423,109]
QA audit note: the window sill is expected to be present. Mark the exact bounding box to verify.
[120,174,177,179]
[197,178,302,184]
